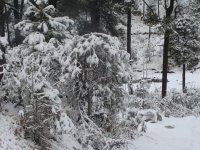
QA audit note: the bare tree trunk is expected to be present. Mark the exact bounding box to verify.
[0,1,5,82]
[182,63,186,93]
[162,30,170,98]
[127,7,131,59]
[20,0,24,19]
[158,0,160,18]
[14,0,20,21]
[143,0,145,18]
[4,5,12,47]
[13,0,22,46]
[89,0,101,32]
[161,0,175,98]
[0,1,5,37]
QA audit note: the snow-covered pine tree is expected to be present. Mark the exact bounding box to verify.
[2,0,75,149]
[63,33,132,131]
[170,14,200,69]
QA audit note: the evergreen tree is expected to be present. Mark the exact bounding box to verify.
[2,0,74,148]
[170,1,200,92]
[64,33,132,131]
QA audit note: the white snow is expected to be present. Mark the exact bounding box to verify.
[128,116,200,150]
[0,113,35,150]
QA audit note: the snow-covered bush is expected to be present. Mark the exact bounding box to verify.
[64,33,131,119]
[128,87,200,118]
[57,33,140,148]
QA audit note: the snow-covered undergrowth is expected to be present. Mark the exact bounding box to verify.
[128,89,200,118]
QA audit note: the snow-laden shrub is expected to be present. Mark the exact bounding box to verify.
[63,33,131,118]
[56,33,140,148]
[62,33,130,112]
[128,87,200,118]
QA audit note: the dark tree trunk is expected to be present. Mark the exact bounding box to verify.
[0,1,5,82]
[158,0,160,18]
[89,0,101,32]
[48,0,57,8]
[162,30,170,98]
[14,0,20,21]
[143,1,145,18]
[14,0,22,46]
[162,0,175,98]
[20,0,24,19]
[0,1,5,37]
[182,63,186,93]
[127,7,131,59]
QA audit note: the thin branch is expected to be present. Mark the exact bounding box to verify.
[142,0,159,18]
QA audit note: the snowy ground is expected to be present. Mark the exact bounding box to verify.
[0,103,35,150]
[128,116,200,150]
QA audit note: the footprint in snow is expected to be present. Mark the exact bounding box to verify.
[165,125,175,129]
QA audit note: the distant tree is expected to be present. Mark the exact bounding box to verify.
[58,0,120,36]
[170,1,200,93]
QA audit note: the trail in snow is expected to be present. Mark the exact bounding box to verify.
[128,116,200,150]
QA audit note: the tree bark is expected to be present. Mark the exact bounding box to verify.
[143,0,145,18]
[162,30,170,98]
[161,0,175,98]
[158,0,160,18]
[0,1,5,82]
[0,1,5,37]
[89,0,101,32]
[14,0,20,21]
[127,7,131,59]
[20,0,24,19]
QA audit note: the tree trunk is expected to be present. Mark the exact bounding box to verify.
[14,0,22,46]
[127,7,131,59]
[161,0,175,98]
[20,0,24,19]
[14,0,20,21]
[143,1,145,18]
[0,1,5,82]
[158,0,160,18]
[89,0,100,32]
[182,63,186,93]
[162,30,170,98]
[0,1,5,37]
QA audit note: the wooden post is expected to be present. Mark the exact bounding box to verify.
[182,63,186,93]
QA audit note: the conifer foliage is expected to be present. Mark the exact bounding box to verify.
[2,0,74,148]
